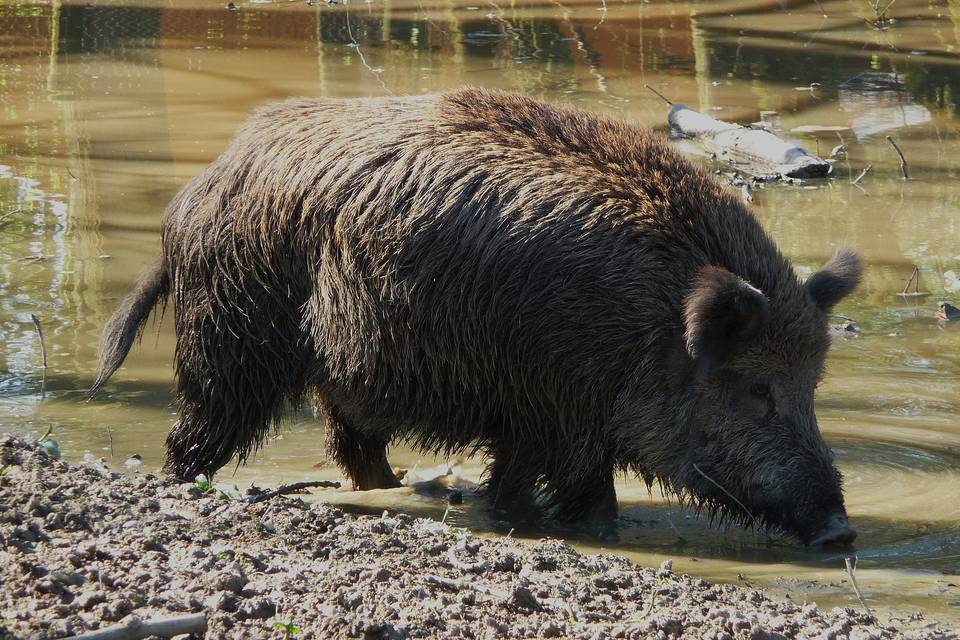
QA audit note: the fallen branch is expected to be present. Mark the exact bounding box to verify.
[30,314,48,397]
[245,480,341,503]
[668,104,830,179]
[67,613,207,639]
[885,136,909,179]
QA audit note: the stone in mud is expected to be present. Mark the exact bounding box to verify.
[211,570,247,594]
[76,590,107,611]
[206,590,239,613]
[509,585,542,611]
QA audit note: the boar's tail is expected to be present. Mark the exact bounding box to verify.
[90,259,170,397]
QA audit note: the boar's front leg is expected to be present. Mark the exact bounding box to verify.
[485,440,541,511]
[322,402,402,490]
[545,460,619,521]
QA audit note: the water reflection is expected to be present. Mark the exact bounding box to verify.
[0,0,958,624]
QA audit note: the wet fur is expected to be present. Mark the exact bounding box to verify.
[95,88,856,528]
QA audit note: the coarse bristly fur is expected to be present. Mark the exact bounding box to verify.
[93,88,862,544]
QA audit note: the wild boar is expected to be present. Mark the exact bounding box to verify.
[93,88,861,545]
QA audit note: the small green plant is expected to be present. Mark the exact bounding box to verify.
[0,464,9,477]
[194,474,212,493]
[236,549,255,570]
[36,426,61,459]
[271,619,302,639]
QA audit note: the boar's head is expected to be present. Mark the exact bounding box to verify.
[677,249,862,546]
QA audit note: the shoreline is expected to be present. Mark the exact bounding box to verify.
[0,434,952,639]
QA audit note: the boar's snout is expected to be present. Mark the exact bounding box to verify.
[808,511,857,548]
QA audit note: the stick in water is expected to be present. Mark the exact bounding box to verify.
[902,266,919,295]
[66,613,207,639]
[844,556,873,618]
[885,136,909,179]
[851,165,872,185]
[644,84,673,106]
[0,206,22,228]
[245,480,341,503]
[30,314,48,397]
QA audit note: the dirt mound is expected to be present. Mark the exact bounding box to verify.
[0,434,950,639]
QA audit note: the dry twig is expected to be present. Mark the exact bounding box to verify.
[844,556,873,618]
[851,165,871,185]
[886,136,909,179]
[644,84,673,106]
[245,480,341,503]
[30,314,48,397]
[901,266,922,296]
[0,206,22,228]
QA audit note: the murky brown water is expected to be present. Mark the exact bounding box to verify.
[2,0,959,626]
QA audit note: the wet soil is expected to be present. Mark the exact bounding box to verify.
[0,434,954,640]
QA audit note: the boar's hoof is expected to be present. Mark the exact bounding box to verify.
[809,512,857,547]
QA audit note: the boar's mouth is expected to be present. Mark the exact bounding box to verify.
[806,512,857,547]
[756,502,857,548]
[683,465,857,548]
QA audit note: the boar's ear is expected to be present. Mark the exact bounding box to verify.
[684,266,769,374]
[805,248,863,312]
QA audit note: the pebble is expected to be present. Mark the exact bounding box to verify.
[77,590,107,610]
[211,570,247,594]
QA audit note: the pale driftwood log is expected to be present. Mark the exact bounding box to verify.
[67,614,207,640]
[668,104,831,179]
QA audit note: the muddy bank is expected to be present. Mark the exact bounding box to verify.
[0,434,952,640]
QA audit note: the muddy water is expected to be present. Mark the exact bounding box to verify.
[1,0,958,625]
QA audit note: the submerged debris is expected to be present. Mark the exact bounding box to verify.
[937,302,960,323]
[830,321,862,339]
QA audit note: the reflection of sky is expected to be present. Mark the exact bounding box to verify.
[0,163,69,405]
[839,73,931,141]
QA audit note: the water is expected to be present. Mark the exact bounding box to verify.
[1,0,959,625]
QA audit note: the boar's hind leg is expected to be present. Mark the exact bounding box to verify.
[164,286,308,482]
[323,403,402,490]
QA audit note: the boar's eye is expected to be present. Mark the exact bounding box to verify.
[750,382,771,398]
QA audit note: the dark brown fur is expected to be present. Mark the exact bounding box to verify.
[94,88,861,543]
